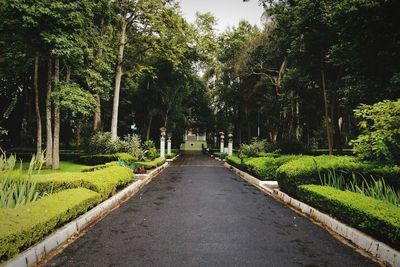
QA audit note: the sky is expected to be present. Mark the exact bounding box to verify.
[177,0,265,33]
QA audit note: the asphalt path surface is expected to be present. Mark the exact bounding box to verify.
[45,153,378,267]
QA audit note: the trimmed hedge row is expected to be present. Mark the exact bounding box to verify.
[226,155,302,180]
[135,157,166,170]
[78,153,136,166]
[80,162,117,172]
[298,185,400,249]
[32,165,133,199]
[0,188,101,261]
[276,155,400,196]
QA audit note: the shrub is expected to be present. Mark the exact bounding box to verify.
[0,188,101,261]
[80,162,117,172]
[166,153,177,159]
[32,165,133,199]
[239,139,267,158]
[87,132,145,160]
[245,155,302,180]
[351,99,400,165]
[276,155,365,196]
[298,185,400,249]
[226,155,245,170]
[135,157,166,170]
[78,153,136,166]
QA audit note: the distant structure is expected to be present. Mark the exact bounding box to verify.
[180,129,207,152]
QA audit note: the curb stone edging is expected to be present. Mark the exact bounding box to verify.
[2,160,174,267]
[224,162,400,267]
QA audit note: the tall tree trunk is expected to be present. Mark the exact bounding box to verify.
[45,58,53,166]
[34,54,42,157]
[93,15,105,131]
[146,115,153,141]
[93,93,102,131]
[320,56,333,155]
[111,19,127,141]
[52,59,60,170]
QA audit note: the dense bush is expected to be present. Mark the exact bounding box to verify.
[226,155,302,180]
[32,165,133,199]
[135,157,166,170]
[245,155,303,180]
[87,132,144,160]
[78,153,136,166]
[276,155,365,196]
[239,139,267,158]
[351,99,400,165]
[166,153,177,159]
[80,162,117,172]
[0,188,101,261]
[298,185,400,249]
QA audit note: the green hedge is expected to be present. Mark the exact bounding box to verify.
[32,165,133,199]
[78,153,136,166]
[276,155,366,196]
[135,157,166,170]
[298,185,400,249]
[226,155,302,180]
[245,155,303,180]
[166,153,177,159]
[80,162,117,172]
[0,188,101,261]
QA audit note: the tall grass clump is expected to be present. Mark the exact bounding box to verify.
[0,150,48,208]
[319,168,400,207]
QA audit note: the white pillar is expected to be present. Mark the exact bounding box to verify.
[160,136,165,159]
[228,134,233,156]
[220,132,225,154]
[167,137,171,155]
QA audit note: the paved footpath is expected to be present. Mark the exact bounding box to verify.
[46,154,378,267]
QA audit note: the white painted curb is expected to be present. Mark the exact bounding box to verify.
[224,162,400,267]
[2,159,176,267]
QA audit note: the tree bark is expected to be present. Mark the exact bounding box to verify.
[111,19,127,141]
[34,54,42,157]
[93,15,105,132]
[146,114,153,141]
[45,58,53,166]
[93,93,102,131]
[52,59,60,170]
[320,56,333,155]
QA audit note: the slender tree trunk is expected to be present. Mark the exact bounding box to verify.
[93,15,105,131]
[34,54,42,157]
[45,58,53,166]
[321,56,333,155]
[93,93,102,131]
[146,115,153,141]
[111,19,127,141]
[52,59,60,170]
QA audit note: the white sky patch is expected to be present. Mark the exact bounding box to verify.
[177,0,264,32]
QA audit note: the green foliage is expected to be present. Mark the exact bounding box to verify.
[276,155,365,196]
[351,99,400,165]
[86,132,144,160]
[0,188,101,261]
[239,139,267,158]
[165,153,177,159]
[227,154,301,180]
[80,162,117,173]
[32,165,133,199]
[135,157,166,170]
[276,138,307,154]
[298,185,400,249]
[143,140,159,160]
[320,171,400,207]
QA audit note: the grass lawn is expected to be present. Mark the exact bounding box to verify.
[21,161,88,175]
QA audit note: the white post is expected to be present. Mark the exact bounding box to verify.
[160,136,165,159]
[219,132,225,154]
[167,137,171,155]
[228,133,233,156]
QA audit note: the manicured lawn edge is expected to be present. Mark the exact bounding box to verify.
[1,158,176,267]
[223,161,400,267]
[0,188,101,262]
